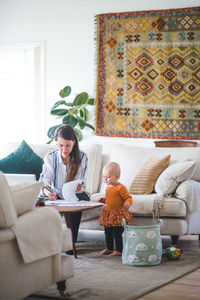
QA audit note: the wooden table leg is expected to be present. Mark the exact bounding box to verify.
[63,212,77,258]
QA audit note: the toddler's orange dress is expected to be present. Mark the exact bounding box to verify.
[99,182,133,227]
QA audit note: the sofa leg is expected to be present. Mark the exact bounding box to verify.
[171,235,179,245]
[56,280,70,298]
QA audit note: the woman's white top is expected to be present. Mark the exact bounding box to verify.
[40,148,88,198]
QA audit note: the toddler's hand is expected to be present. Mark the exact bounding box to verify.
[124,201,130,209]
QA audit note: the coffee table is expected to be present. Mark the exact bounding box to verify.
[46,204,102,258]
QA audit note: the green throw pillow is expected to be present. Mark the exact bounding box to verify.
[0,140,43,180]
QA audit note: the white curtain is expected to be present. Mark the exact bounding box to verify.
[0,42,45,146]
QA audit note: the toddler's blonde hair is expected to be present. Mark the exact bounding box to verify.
[103,162,121,176]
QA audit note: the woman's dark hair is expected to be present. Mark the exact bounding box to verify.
[54,125,81,181]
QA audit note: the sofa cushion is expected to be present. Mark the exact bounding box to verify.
[109,145,200,189]
[0,140,43,180]
[0,172,17,228]
[128,194,186,217]
[10,182,42,216]
[155,161,196,196]
[129,155,170,194]
[80,144,102,194]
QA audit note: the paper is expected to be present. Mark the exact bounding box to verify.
[45,200,105,207]
[62,179,83,202]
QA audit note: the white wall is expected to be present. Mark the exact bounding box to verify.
[0,0,199,146]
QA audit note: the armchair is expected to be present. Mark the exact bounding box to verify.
[0,172,74,300]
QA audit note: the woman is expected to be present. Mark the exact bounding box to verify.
[40,124,89,245]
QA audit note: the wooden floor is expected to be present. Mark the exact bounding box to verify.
[138,235,200,300]
[138,268,200,300]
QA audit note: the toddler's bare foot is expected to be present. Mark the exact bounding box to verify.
[100,249,113,255]
[109,251,122,256]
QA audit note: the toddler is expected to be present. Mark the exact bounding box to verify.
[98,162,133,256]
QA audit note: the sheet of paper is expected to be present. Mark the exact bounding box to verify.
[45,200,105,207]
[62,179,83,202]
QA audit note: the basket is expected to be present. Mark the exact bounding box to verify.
[122,219,162,266]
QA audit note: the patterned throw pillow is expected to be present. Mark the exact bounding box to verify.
[129,155,171,195]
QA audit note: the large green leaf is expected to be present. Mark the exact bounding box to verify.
[74,127,83,141]
[79,108,84,120]
[47,125,61,139]
[62,115,78,127]
[59,90,66,98]
[51,109,68,116]
[78,119,86,129]
[78,119,94,130]
[88,98,95,105]
[83,121,95,130]
[79,107,89,121]
[51,100,67,112]
[73,92,88,106]
[59,86,71,98]
[63,86,71,97]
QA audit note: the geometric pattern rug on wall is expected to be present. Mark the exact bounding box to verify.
[95,6,200,139]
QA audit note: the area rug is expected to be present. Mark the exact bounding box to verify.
[27,237,200,300]
[95,6,200,139]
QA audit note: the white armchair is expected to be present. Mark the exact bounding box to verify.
[0,172,74,300]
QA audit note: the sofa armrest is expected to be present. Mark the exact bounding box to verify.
[175,180,200,213]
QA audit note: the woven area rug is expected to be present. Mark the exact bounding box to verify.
[26,236,200,300]
[95,6,200,139]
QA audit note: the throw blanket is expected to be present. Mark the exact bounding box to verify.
[95,7,200,140]
[11,207,64,263]
[152,180,200,218]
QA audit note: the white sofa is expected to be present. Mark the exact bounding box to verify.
[1,141,200,244]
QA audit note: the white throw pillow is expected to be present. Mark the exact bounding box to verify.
[10,181,42,216]
[155,161,196,196]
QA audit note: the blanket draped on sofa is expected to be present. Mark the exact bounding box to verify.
[11,208,65,263]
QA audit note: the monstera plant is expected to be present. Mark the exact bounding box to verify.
[47,85,95,143]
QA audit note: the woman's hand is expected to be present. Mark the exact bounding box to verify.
[42,186,57,201]
[124,201,130,209]
[48,191,57,201]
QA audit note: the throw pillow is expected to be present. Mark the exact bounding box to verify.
[0,140,43,180]
[155,160,196,196]
[129,154,171,195]
[10,181,42,216]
